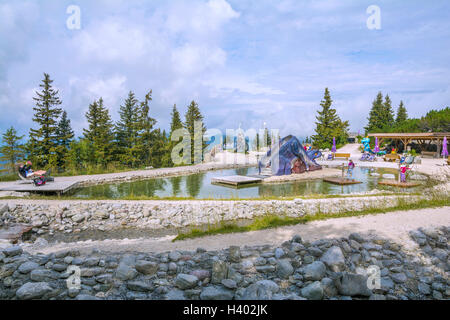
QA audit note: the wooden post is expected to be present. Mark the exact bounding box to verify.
[341,163,345,179]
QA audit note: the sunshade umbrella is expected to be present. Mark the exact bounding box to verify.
[442,136,448,158]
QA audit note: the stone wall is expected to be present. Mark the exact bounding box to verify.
[0,195,424,236]
[1,227,448,300]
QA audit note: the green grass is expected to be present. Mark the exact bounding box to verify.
[0,173,18,182]
[173,194,450,241]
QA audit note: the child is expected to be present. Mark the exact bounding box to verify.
[400,164,410,183]
[347,159,355,180]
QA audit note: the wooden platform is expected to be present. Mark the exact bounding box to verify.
[0,180,80,195]
[323,177,362,185]
[211,175,262,186]
[378,180,421,188]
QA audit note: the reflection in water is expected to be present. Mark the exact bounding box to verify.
[72,167,414,200]
[186,173,204,198]
[170,176,182,196]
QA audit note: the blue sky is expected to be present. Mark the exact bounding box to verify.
[0,0,449,139]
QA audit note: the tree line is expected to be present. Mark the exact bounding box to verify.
[0,73,207,174]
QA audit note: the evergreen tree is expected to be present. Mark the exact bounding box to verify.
[84,98,114,166]
[184,101,207,164]
[395,101,408,125]
[170,104,183,135]
[55,110,74,168]
[29,73,63,167]
[135,91,157,167]
[312,88,348,149]
[115,91,139,166]
[167,104,184,167]
[382,94,395,128]
[0,127,24,173]
[365,92,385,133]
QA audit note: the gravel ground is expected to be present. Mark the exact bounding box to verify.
[22,207,450,256]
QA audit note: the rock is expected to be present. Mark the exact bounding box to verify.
[301,281,323,300]
[190,269,210,281]
[409,230,427,246]
[221,279,237,289]
[200,286,234,300]
[433,290,443,300]
[391,273,407,284]
[135,260,158,275]
[228,246,241,262]
[211,260,228,284]
[0,203,8,215]
[127,281,153,292]
[418,282,431,295]
[71,214,85,223]
[115,263,137,280]
[303,261,326,281]
[292,235,303,243]
[18,261,40,274]
[175,274,199,290]
[239,280,279,300]
[94,210,109,220]
[321,246,345,272]
[168,251,181,262]
[277,259,294,279]
[30,269,58,282]
[76,294,100,300]
[336,273,372,297]
[274,248,285,259]
[166,289,186,300]
[349,233,365,243]
[3,246,23,257]
[369,294,386,300]
[321,277,338,297]
[16,282,52,300]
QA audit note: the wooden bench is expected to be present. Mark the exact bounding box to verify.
[332,153,351,160]
[421,151,438,158]
[384,154,400,162]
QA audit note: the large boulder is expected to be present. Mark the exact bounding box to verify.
[320,246,345,272]
[277,259,294,279]
[239,280,279,300]
[336,272,372,297]
[301,281,323,300]
[175,274,199,290]
[303,261,326,281]
[211,260,228,284]
[200,286,234,300]
[135,260,158,275]
[16,282,52,300]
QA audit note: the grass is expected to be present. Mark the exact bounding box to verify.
[0,173,18,182]
[173,194,450,241]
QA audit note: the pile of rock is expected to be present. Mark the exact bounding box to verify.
[0,195,425,238]
[1,227,448,300]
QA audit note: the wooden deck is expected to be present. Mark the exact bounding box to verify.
[323,177,362,185]
[0,180,80,195]
[378,179,421,188]
[211,175,262,186]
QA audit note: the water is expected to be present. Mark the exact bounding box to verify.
[71,167,412,200]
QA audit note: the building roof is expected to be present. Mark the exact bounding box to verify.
[368,132,449,139]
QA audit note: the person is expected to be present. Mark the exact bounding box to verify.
[347,159,355,180]
[400,164,410,183]
[21,161,47,178]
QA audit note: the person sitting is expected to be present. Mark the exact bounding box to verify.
[19,161,47,178]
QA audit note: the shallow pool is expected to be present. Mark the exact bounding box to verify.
[70,167,417,200]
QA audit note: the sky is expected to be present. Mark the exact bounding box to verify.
[0,0,449,140]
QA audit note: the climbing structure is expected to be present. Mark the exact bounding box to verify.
[258,135,322,176]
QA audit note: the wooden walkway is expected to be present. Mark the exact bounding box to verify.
[0,180,80,195]
[323,177,362,185]
[211,175,262,187]
[378,180,421,188]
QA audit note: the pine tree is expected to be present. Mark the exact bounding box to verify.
[55,110,74,168]
[382,94,395,128]
[166,104,184,167]
[135,91,157,167]
[185,101,207,164]
[395,101,408,125]
[115,91,139,166]
[170,104,183,135]
[0,127,24,173]
[312,88,346,149]
[83,98,114,166]
[29,73,63,167]
[365,92,385,133]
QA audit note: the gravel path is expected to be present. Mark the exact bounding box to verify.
[25,206,450,255]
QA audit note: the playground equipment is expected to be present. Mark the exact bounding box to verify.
[258,135,322,176]
[361,137,375,154]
